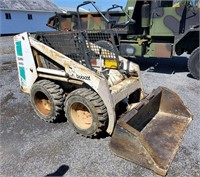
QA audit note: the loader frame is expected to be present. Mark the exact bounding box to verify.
[14,32,144,134]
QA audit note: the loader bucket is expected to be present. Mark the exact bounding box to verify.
[110,87,192,176]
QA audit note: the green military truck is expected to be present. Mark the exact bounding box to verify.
[47,0,200,79]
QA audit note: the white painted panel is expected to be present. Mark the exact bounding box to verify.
[14,32,38,93]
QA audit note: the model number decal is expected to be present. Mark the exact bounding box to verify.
[76,74,91,80]
[69,67,91,81]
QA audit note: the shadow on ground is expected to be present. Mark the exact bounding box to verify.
[131,56,189,75]
[45,165,69,177]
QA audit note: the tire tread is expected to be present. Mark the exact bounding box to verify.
[31,79,64,122]
[64,88,108,138]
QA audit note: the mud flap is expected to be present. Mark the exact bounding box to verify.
[110,87,193,176]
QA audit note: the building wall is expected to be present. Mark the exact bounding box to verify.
[0,10,55,35]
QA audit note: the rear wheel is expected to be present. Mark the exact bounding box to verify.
[64,88,108,138]
[188,47,200,80]
[30,79,64,122]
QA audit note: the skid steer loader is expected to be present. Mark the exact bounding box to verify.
[14,30,192,176]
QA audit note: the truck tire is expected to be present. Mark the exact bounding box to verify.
[30,80,64,122]
[95,40,115,52]
[64,88,108,138]
[188,47,200,80]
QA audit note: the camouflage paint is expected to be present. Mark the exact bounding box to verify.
[141,3,150,28]
[47,11,128,31]
[124,0,136,14]
[86,14,107,30]
[149,43,172,58]
[47,1,199,35]
[46,0,199,58]
[119,42,144,57]
[150,7,182,36]
[150,6,199,36]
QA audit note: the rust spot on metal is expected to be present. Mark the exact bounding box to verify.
[93,16,104,25]
[60,21,71,31]
[154,43,172,58]
[70,102,93,130]
[110,87,192,176]
[34,91,52,116]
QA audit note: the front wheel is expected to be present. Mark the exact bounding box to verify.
[64,88,108,138]
[188,47,200,80]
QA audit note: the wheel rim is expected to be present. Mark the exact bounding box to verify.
[70,102,93,130]
[34,91,51,116]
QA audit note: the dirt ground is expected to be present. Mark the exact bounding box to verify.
[0,36,199,177]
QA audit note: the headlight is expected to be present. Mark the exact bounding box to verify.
[119,43,135,56]
[126,47,135,55]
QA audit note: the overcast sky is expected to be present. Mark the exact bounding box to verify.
[52,0,127,11]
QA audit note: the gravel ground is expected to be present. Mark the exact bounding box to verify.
[0,36,199,177]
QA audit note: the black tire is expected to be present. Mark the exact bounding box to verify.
[30,79,64,122]
[188,47,200,80]
[64,88,108,138]
[175,47,184,56]
[95,40,116,53]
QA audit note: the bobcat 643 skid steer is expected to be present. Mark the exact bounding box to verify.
[14,30,192,176]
